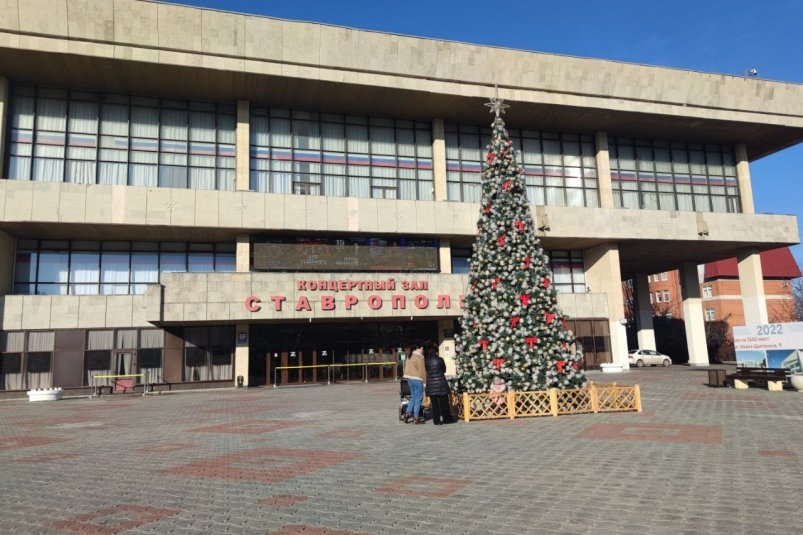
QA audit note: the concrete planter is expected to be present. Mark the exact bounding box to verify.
[600,363,624,373]
[790,374,803,392]
[27,388,63,402]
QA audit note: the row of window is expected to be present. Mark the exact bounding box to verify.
[451,250,586,294]
[610,138,740,213]
[0,328,235,390]
[10,239,588,295]
[647,272,668,283]
[445,124,600,207]
[250,109,434,200]
[13,240,235,296]
[7,87,237,191]
[3,86,745,212]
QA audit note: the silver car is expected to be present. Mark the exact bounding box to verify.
[628,349,672,367]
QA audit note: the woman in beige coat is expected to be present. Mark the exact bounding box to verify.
[402,344,426,424]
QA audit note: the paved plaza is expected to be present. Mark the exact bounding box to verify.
[0,367,801,535]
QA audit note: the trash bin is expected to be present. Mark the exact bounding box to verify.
[707,369,726,387]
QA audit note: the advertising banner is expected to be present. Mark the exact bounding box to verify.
[733,322,803,372]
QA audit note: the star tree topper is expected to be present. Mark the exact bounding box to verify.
[484,85,510,118]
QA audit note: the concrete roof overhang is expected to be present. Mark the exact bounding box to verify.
[1,48,802,160]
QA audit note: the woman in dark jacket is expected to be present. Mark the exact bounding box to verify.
[425,349,455,425]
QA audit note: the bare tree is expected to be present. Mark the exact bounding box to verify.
[767,277,803,323]
[792,277,803,321]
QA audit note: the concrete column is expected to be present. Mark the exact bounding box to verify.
[737,248,768,326]
[236,234,250,273]
[235,100,250,191]
[0,230,14,295]
[437,319,456,376]
[734,143,754,214]
[432,118,447,201]
[439,238,452,274]
[595,131,614,209]
[634,273,656,350]
[234,323,250,386]
[583,243,628,367]
[0,77,9,176]
[680,262,709,366]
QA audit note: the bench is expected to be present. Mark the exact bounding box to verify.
[726,367,789,391]
[134,382,173,395]
[94,385,114,396]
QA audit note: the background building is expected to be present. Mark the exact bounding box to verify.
[636,247,801,361]
[702,247,801,328]
[0,0,801,396]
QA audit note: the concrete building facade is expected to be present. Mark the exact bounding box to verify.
[0,0,801,395]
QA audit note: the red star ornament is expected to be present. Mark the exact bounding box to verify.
[497,235,507,247]
[479,339,490,350]
[511,316,520,328]
[541,276,550,289]
[503,181,512,191]
[524,256,531,269]
[514,220,525,232]
[519,294,530,306]
[491,277,501,289]
[486,151,496,165]
[556,360,566,374]
[545,312,555,324]
[493,358,505,370]
[524,336,539,348]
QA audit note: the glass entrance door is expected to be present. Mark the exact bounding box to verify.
[251,320,438,386]
[114,351,135,391]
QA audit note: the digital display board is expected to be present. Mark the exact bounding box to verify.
[252,237,440,272]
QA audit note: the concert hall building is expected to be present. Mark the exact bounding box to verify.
[0,0,800,395]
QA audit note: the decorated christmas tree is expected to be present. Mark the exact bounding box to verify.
[454,93,588,393]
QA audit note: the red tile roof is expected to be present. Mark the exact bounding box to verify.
[704,247,802,280]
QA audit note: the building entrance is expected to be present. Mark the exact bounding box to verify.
[248,321,439,386]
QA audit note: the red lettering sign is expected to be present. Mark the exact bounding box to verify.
[245,295,261,312]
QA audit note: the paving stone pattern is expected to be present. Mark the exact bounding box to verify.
[0,368,801,534]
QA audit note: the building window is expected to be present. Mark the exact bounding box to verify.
[661,272,668,281]
[610,137,740,213]
[445,124,599,206]
[705,308,716,321]
[649,293,653,304]
[449,249,586,294]
[647,275,651,283]
[183,327,234,382]
[663,290,670,302]
[13,240,235,296]
[655,291,662,303]
[703,285,713,298]
[84,329,164,387]
[250,109,433,201]
[6,85,236,190]
[0,331,54,390]
[550,250,586,293]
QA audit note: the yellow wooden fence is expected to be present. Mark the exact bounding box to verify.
[451,383,641,422]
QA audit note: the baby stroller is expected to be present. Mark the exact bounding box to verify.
[398,378,431,422]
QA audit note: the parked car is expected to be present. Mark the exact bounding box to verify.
[628,349,672,368]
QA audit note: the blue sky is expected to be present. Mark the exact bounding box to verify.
[175,0,803,265]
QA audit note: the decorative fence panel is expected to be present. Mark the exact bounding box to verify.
[456,383,641,422]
